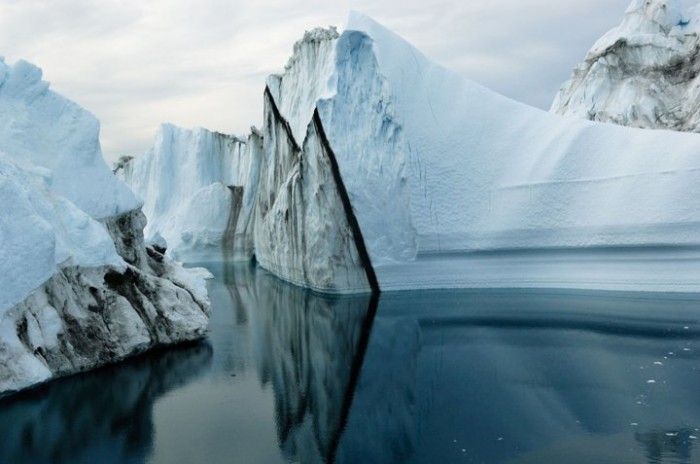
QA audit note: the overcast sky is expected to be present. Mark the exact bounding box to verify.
[1,0,694,162]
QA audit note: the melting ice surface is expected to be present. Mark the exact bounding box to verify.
[1,264,700,463]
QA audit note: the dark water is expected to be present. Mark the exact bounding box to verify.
[1,263,700,464]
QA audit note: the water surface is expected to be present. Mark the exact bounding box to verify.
[1,263,699,464]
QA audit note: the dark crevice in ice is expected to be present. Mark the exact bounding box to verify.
[222,185,244,261]
[264,86,301,153]
[311,108,380,294]
[262,85,377,293]
[327,291,380,463]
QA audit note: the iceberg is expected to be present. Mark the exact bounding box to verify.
[0,58,210,395]
[119,12,700,294]
[552,0,700,131]
[250,12,700,293]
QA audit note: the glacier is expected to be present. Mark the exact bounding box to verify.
[118,12,700,294]
[552,0,700,131]
[0,58,210,395]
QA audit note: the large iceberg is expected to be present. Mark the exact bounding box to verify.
[251,13,700,293]
[551,0,700,131]
[0,58,210,395]
[118,12,700,294]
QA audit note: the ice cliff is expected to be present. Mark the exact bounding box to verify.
[119,12,700,294]
[552,0,700,130]
[0,59,210,395]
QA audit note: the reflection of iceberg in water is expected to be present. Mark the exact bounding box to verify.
[218,264,700,463]
[335,291,700,464]
[334,316,421,464]
[231,263,377,464]
[0,341,212,464]
[12,264,694,464]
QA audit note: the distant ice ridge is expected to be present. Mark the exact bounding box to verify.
[116,123,262,262]
[0,58,210,396]
[552,0,700,131]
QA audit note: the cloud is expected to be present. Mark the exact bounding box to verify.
[0,0,660,162]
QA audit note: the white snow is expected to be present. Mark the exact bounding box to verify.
[266,26,417,267]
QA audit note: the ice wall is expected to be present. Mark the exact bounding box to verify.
[116,123,256,261]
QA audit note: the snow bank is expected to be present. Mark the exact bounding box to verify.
[551,0,700,131]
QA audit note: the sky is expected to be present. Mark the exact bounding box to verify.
[1,0,695,163]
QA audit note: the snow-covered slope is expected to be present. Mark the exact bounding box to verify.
[256,13,700,293]
[551,0,700,130]
[0,58,210,395]
[116,124,260,261]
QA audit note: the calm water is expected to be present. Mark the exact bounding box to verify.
[1,262,700,464]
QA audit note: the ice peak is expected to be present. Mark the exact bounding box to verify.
[284,26,339,72]
[622,0,684,33]
[0,59,48,101]
[304,26,340,42]
[268,25,340,143]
